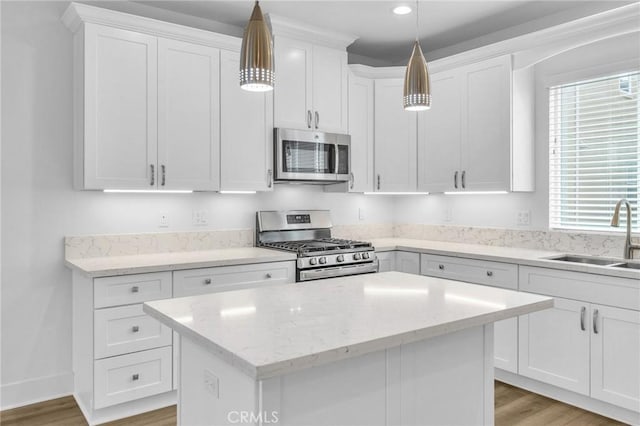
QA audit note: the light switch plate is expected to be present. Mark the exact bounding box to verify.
[159,212,169,228]
[517,210,531,226]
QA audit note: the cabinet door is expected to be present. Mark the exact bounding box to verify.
[312,46,348,133]
[591,305,640,411]
[374,79,418,192]
[220,50,273,192]
[347,74,374,192]
[157,38,220,191]
[519,297,590,395]
[395,251,420,274]
[418,70,461,193]
[274,36,313,130]
[376,252,396,273]
[461,55,511,192]
[83,24,157,189]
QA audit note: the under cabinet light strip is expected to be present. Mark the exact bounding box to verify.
[444,191,508,195]
[219,191,257,194]
[363,192,429,195]
[103,189,193,194]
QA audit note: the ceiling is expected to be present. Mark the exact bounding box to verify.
[126,0,631,65]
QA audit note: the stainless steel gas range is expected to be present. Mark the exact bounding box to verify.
[256,210,378,282]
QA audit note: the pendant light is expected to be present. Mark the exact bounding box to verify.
[240,1,274,92]
[403,1,431,111]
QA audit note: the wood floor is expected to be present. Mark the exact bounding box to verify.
[0,381,625,426]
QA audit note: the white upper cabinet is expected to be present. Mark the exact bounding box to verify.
[270,17,354,134]
[158,39,220,191]
[220,50,274,192]
[418,55,534,193]
[82,24,158,190]
[417,70,461,193]
[64,3,241,191]
[346,72,374,192]
[374,79,418,192]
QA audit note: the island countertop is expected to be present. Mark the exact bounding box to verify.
[143,271,553,380]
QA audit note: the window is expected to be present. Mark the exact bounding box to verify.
[549,71,639,232]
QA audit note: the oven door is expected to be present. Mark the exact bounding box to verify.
[275,129,350,182]
[297,260,379,282]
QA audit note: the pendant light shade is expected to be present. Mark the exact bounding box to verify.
[403,40,431,111]
[240,1,274,92]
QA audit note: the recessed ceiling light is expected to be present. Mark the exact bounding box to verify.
[393,5,412,15]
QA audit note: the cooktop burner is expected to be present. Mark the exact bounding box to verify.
[262,238,372,255]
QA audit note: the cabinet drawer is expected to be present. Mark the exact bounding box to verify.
[94,346,172,409]
[519,266,640,311]
[94,272,172,308]
[420,254,518,289]
[94,304,172,359]
[173,261,295,297]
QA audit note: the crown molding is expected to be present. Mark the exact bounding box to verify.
[349,64,405,79]
[61,2,241,51]
[267,14,358,50]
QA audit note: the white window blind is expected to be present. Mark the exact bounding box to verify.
[549,71,639,232]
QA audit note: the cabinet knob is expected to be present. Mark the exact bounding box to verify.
[132,374,139,381]
[266,273,272,279]
[486,271,493,277]
[132,325,140,333]
[204,278,212,285]
[131,286,139,293]
[438,264,445,270]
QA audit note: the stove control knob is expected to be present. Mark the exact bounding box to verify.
[336,255,345,262]
[362,252,370,259]
[309,258,318,266]
[353,253,362,261]
[319,257,327,265]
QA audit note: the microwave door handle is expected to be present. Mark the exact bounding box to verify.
[333,144,339,176]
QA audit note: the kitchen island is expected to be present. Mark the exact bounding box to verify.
[144,271,553,426]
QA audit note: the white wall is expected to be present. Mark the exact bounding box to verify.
[394,31,640,230]
[0,1,394,408]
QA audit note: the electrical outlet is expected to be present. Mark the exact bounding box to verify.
[192,210,209,226]
[358,207,365,221]
[203,369,219,398]
[517,210,531,226]
[159,212,169,228]
[444,207,453,222]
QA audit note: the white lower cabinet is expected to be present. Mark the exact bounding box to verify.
[590,305,640,411]
[518,297,590,395]
[395,252,420,274]
[94,346,173,409]
[518,266,640,414]
[376,251,396,272]
[420,253,519,373]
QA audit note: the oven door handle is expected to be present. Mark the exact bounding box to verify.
[299,260,379,281]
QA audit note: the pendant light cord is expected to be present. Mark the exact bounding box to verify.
[415,0,419,41]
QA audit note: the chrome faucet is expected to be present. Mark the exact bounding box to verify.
[610,199,640,259]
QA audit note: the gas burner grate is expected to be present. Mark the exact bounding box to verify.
[262,238,372,255]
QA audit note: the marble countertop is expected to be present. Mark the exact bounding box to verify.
[65,247,297,277]
[371,238,640,280]
[144,271,553,380]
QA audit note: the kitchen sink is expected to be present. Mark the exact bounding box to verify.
[546,255,621,266]
[610,262,640,270]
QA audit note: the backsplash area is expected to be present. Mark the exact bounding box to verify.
[65,223,637,259]
[393,224,640,259]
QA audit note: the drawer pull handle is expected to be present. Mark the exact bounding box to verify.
[486,271,493,277]
[438,264,445,270]
[593,309,599,334]
[131,286,139,293]
[132,325,140,333]
[132,374,139,381]
[266,273,272,279]
[204,278,212,285]
[580,307,586,331]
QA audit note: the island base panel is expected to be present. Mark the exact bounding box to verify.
[178,325,494,426]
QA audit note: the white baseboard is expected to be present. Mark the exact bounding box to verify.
[0,372,73,411]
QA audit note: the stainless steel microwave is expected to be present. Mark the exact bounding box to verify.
[274,128,351,184]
